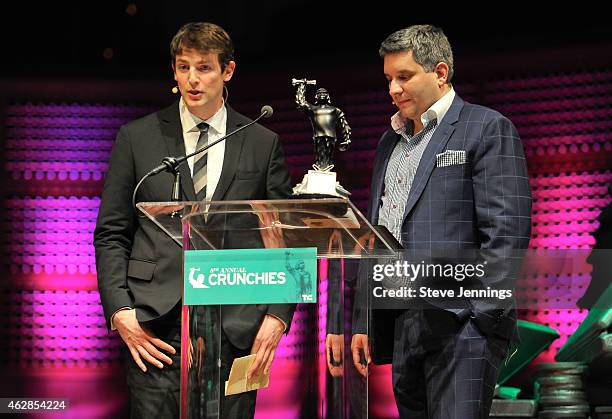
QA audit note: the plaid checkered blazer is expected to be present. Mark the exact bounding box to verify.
[360,94,532,357]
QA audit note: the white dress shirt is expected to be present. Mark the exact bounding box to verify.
[179,98,226,201]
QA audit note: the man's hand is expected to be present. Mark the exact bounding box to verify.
[326,334,344,377]
[350,334,371,377]
[247,315,285,380]
[114,309,176,372]
[252,203,286,249]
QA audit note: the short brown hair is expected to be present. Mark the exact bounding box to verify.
[170,22,234,71]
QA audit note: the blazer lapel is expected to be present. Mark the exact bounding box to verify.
[158,101,196,201]
[369,131,400,223]
[402,95,464,222]
[211,105,246,201]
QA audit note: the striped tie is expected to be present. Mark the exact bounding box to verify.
[193,122,209,201]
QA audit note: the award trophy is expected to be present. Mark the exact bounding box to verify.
[291,78,352,198]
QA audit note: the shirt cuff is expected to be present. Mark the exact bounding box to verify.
[110,307,133,330]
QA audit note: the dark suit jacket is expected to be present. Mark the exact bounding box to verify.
[355,94,532,362]
[94,102,295,349]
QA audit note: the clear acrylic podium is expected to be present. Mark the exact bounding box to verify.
[137,198,398,419]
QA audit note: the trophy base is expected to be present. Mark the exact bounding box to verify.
[292,169,351,199]
[290,194,348,218]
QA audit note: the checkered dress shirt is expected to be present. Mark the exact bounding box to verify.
[379,119,438,240]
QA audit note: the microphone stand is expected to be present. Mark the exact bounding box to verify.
[132,106,273,217]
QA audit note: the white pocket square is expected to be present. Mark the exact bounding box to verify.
[436,150,466,167]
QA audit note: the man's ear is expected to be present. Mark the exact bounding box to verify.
[223,60,236,82]
[434,62,449,86]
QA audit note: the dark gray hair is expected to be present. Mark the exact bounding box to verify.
[379,25,454,82]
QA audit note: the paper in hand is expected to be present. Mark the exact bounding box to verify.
[224,354,270,396]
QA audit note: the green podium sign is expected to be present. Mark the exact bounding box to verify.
[184,247,317,305]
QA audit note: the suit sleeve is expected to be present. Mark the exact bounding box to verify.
[471,114,532,326]
[264,134,293,199]
[263,133,296,330]
[351,132,388,335]
[93,126,137,330]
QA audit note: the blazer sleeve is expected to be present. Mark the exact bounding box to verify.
[262,133,296,330]
[351,131,388,335]
[471,114,532,322]
[264,134,293,199]
[93,126,137,329]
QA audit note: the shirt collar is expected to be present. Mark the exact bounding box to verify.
[179,97,226,135]
[391,87,456,133]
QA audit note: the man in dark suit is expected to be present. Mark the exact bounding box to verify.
[350,25,532,418]
[93,22,294,419]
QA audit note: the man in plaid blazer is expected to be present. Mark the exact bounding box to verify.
[351,25,532,419]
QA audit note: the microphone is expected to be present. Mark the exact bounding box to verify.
[132,105,275,211]
[148,105,274,175]
[260,105,273,118]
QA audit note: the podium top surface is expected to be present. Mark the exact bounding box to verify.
[136,198,399,258]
